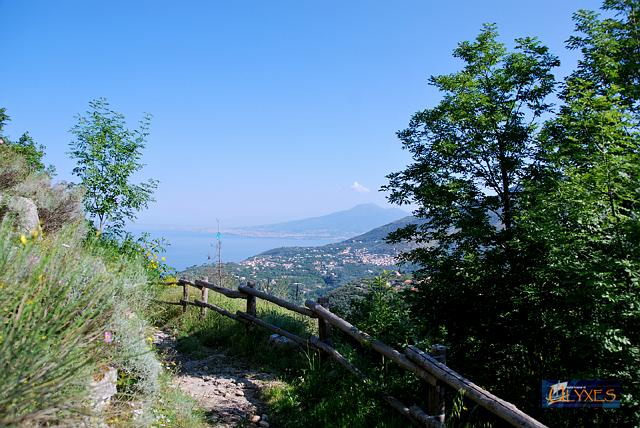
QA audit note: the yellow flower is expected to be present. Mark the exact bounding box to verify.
[41,335,47,340]
[31,229,39,239]
[19,235,27,246]
[161,256,166,262]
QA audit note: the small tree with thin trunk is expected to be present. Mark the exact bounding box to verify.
[69,98,158,236]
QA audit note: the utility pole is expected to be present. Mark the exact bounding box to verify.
[216,219,222,287]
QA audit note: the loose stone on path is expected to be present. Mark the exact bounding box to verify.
[153,330,280,427]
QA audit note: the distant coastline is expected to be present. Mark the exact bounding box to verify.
[131,228,340,271]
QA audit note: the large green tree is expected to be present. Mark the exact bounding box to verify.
[518,0,640,423]
[383,23,559,394]
[384,24,558,255]
[385,2,639,425]
[69,98,158,236]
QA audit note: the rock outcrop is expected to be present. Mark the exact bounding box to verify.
[0,194,40,233]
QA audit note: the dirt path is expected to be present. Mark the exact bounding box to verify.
[153,330,279,428]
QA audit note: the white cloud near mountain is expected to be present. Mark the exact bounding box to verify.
[350,181,370,193]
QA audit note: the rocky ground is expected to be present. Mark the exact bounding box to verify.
[153,331,280,428]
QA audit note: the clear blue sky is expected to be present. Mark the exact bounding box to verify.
[1,0,601,228]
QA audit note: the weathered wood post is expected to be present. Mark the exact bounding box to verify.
[317,297,331,364]
[182,280,189,314]
[200,276,209,320]
[428,344,447,423]
[245,281,257,329]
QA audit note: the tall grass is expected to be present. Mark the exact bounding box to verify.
[0,217,189,426]
[0,220,116,425]
[155,284,316,372]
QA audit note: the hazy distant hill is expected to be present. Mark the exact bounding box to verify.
[224,203,408,239]
[183,215,425,298]
[259,215,424,258]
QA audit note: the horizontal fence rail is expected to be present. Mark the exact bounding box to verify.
[156,278,546,428]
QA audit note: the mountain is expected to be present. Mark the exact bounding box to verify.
[182,215,426,298]
[224,203,409,239]
[259,215,423,258]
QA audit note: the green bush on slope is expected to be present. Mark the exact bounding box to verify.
[0,221,116,425]
[0,141,203,426]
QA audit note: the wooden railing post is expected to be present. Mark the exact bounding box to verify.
[428,344,447,423]
[245,281,257,330]
[182,279,189,313]
[200,276,209,320]
[317,297,331,364]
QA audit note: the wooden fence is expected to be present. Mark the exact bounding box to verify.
[157,278,546,428]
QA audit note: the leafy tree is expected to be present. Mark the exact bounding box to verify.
[384,2,639,425]
[0,107,9,135]
[384,23,558,247]
[382,23,559,390]
[0,107,50,174]
[517,0,640,423]
[69,98,158,236]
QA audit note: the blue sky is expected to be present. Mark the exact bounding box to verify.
[1,0,601,228]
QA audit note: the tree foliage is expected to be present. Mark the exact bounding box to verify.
[519,0,640,422]
[0,107,50,174]
[384,1,639,425]
[69,98,158,236]
[384,24,558,262]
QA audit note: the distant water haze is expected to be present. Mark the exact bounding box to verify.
[131,229,339,271]
[129,204,409,270]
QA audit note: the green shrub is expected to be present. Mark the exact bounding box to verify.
[0,220,116,425]
[0,145,85,235]
[0,217,170,426]
[0,145,31,191]
[10,174,86,234]
[0,113,198,426]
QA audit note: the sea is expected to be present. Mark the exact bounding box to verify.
[128,228,339,271]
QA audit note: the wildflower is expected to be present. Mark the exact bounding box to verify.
[41,335,47,340]
[161,256,166,262]
[19,235,27,246]
[104,331,113,343]
[31,229,39,239]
